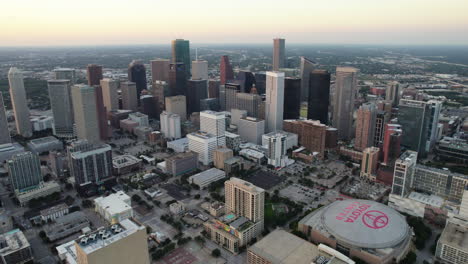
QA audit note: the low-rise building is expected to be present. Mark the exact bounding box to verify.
[436,218,468,264]
[201,202,225,217]
[436,137,468,165]
[120,119,139,133]
[165,151,198,176]
[0,229,33,264]
[112,155,142,175]
[27,136,63,154]
[44,211,89,242]
[40,203,69,222]
[224,156,244,175]
[169,202,185,215]
[94,191,133,224]
[189,168,226,188]
[134,126,153,141]
[167,137,189,153]
[16,181,61,207]
[213,147,233,170]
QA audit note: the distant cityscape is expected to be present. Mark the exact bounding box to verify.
[0,39,467,264]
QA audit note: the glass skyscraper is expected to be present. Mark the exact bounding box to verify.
[171,39,191,77]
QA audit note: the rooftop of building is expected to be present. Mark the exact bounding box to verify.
[248,229,351,264]
[0,229,30,254]
[40,203,68,216]
[166,151,197,161]
[128,112,147,118]
[438,137,468,150]
[94,191,131,215]
[439,220,468,251]
[167,137,188,146]
[416,164,468,179]
[227,177,265,193]
[28,136,61,145]
[215,148,233,154]
[189,168,225,181]
[188,131,216,140]
[225,131,240,138]
[239,148,265,159]
[241,116,264,122]
[47,79,70,84]
[112,155,141,167]
[408,192,444,207]
[225,156,242,165]
[263,130,296,138]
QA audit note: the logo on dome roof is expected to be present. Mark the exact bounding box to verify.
[362,210,389,229]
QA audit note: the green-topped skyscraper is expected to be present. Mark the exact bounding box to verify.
[171,39,190,77]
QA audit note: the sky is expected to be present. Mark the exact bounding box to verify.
[2,0,468,46]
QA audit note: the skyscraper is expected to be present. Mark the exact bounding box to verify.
[168,63,187,96]
[272,38,285,71]
[160,111,181,140]
[238,117,265,145]
[391,151,418,197]
[140,95,159,119]
[71,85,100,144]
[53,68,76,84]
[150,59,170,82]
[224,83,241,112]
[0,93,11,145]
[7,151,42,193]
[355,103,377,151]
[220,55,234,85]
[382,123,402,166]
[300,57,316,101]
[120,81,138,111]
[171,39,190,76]
[86,64,103,86]
[386,81,400,106]
[128,60,147,101]
[236,93,262,118]
[253,72,266,95]
[236,71,256,93]
[8,67,32,138]
[208,79,220,98]
[93,85,109,140]
[225,177,265,224]
[283,77,301,120]
[100,79,119,111]
[165,95,187,122]
[332,66,359,140]
[283,119,327,160]
[307,70,330,124]
[200,111,226,147]
[265,71,285,132]
[47,80,74,138]
[192,60,208,80]
[186,79,208,116]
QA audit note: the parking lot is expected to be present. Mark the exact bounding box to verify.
[245,170,284,190]
[279,184,323,204]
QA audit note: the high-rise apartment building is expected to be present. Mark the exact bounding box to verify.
[238,117,265,145]
[192,60,208,80]
[283,77,301,120]
[265,71,285,132]
[100,79,119,111]
[263,132,288,168]
[386,81,400,106]
[47,80,74,138]
[355,103,377,151]
[187,79,208,115]
[187,131,218,165]
[272,38,285,71]
[332,67,358,140]
[160,111,181,140]
[360,147,380,180]
[283,119,327,159]
[53,68,76,84]
[391,151,418,197]
[0,93,11,144]
[86,64,103,86]
[225,177,265,223]
[128,60,147,99]
[300,57,316,101]
[67,140,112,186]
[8,67,32,138]
[200,111,226,147]
[7,151,42,193]
[121,81,138,111]
[168,63,187,96]
[151,59,170,82]
[220,55,234,85]
[171,39,190,76]
[165,95,187,122]
[71,85,100,144]
[307,70,330,124]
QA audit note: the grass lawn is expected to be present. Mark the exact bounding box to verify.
[265,203,274,220]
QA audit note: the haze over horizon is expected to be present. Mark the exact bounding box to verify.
[3,0,468,46]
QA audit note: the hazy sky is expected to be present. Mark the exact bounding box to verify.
[3,0,468,46]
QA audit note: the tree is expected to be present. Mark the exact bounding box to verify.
[211,249,221,258]
[400,251,417,264]
[81,199,93,208]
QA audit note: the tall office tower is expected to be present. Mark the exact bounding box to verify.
[67,140,112,186]
[187,79,208,115]
[165,95,187,122]
[128,60,147,99]
[427,100,442,152]
[397,99,432,157]
[332,66,359,141]
[373,110,390,147]
[187,131,218,165]
[121,81,138,111]
[140,95,159,119]
[7,152,42,193]
[265,71,285,132]
[355,103,377,151]
[47,80,74,138]
[208,79,220,98]
[171,39,191,76]
[220,55,234,85]
[238,117,265,145]
[0,93,11,144]
[73,219,150,264]
[264,132,289,168]
[386,81,400,106]
[360,147,380,180]
[300,57,316,101]
[94,85,109,140]
[200,111,226,147]
[224,83,241,112]
[283,77,301,120]
[53,68,76,84]
[236,93,262,118]
[160,111,181,140]
[391,150,418,197]
[225,177,265,223]
[272,38,285,71]
[383,123,402,166]
[192,60,208,80]
[100,79,119,111]
[8,68,32,138]
[200,98,220,112]
[86,64,103,86]
[71,85,100,144]
[168,63,187,96]
[283,119,327,159]
[254,72,266,95]
[307,70,330,124]
[151,59,170,82]
[236,71,256,93]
